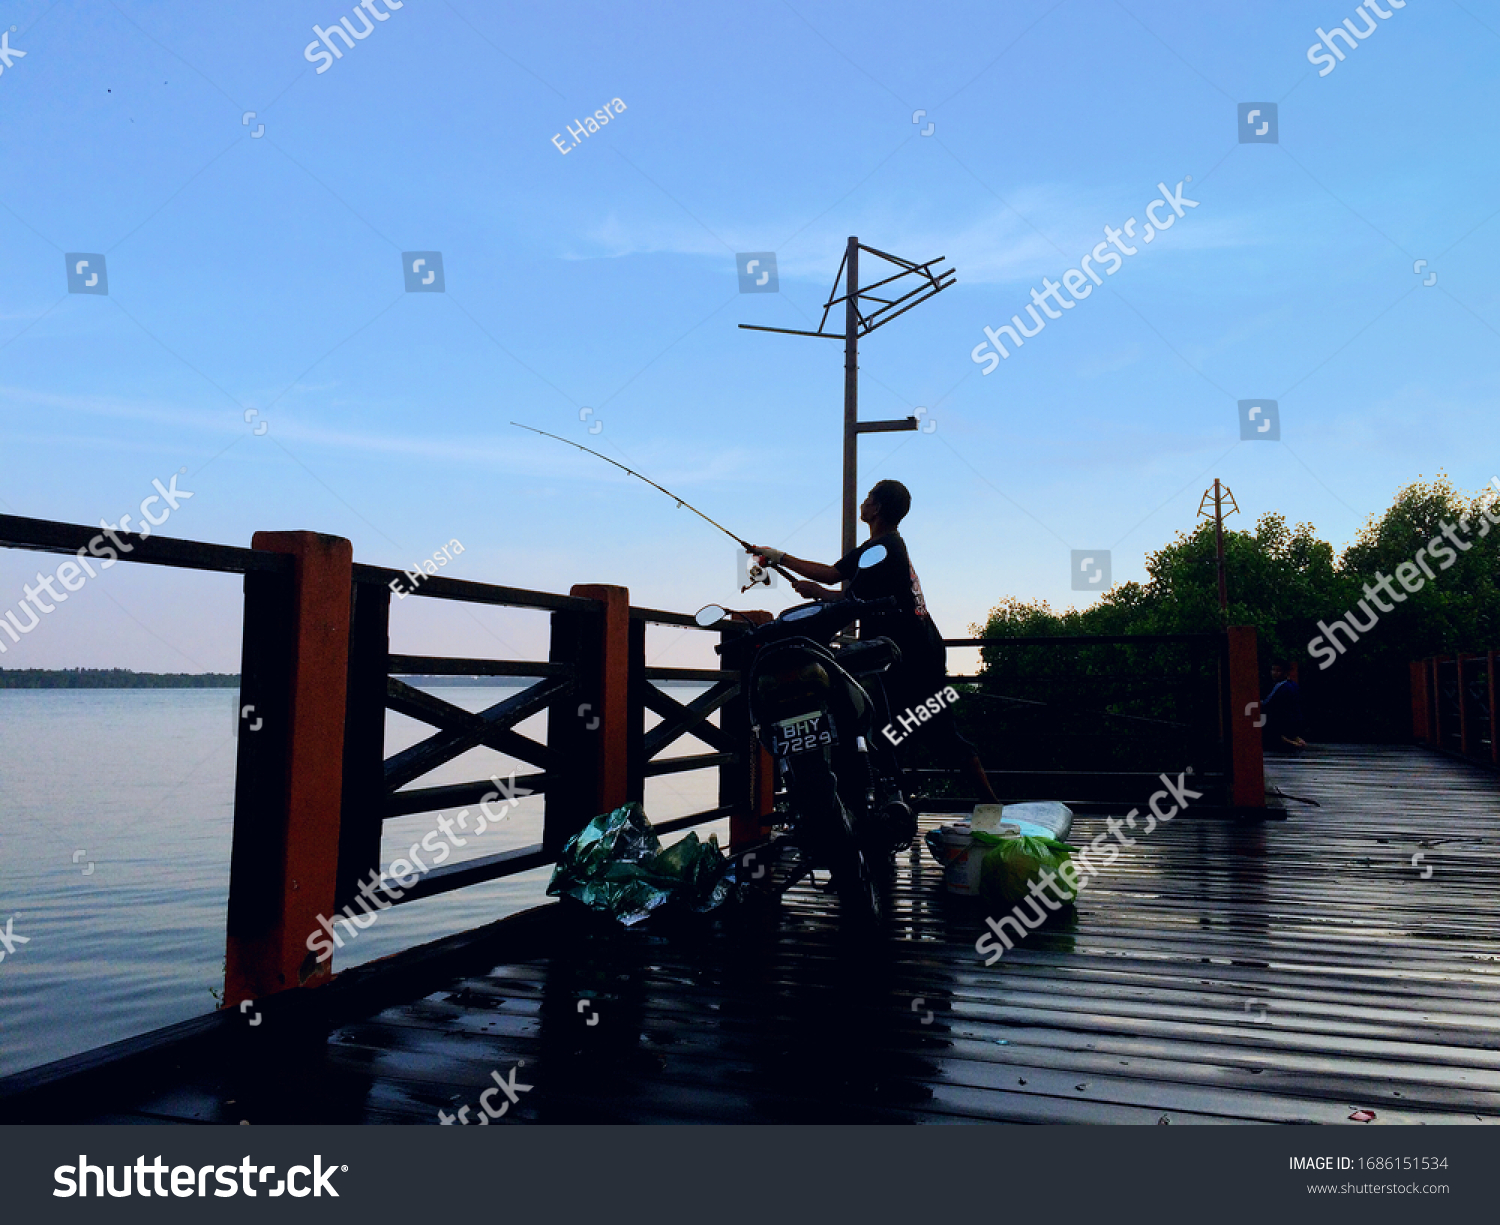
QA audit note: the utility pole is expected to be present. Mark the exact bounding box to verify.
[843,238,859,557]
[1196,478,1240,624]
[741,238,956,557]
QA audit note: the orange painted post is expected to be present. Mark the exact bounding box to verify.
[1489,652,1498,766]
[626,615,647,804]
[1457,653,1472,758]
[572,585,632,814]
[225,532,353,1005]
[544,585,630,855]
[1433,656,1449,750]
[1428,657,1438,747]
[732,743,776,853]
[1225,625,1265,808]
[723,610,775,851]
[1409,659,1431,744]
[336,577,390,909]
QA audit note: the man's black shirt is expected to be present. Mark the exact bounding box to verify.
[833,531,946,679]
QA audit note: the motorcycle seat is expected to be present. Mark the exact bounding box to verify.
[836,637,901,676]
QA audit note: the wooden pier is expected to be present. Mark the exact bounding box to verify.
[3,513,1495,1124]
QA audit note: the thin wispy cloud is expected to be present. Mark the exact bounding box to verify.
[562,182,1256,285]
[0,382,770,488]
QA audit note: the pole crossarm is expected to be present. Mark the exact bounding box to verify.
[737,245,956,342]
[1196,483,1240,520]
[854,418,919,434]
[735,323,844,339]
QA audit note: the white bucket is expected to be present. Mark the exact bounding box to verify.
[935,824,985,896]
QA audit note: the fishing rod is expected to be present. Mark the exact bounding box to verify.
[511,422,797,590]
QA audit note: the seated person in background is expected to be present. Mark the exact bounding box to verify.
[1261,660,1307,750]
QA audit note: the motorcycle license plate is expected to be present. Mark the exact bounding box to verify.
[772,710,837,756]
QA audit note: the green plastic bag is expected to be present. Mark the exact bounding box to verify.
[547,802,732,925]
[972,831,1079,910]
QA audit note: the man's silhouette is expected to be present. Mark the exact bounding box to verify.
[751,479,999,804]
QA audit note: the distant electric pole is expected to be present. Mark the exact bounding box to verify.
[1196,478,1240,623]
[740,237,956,557]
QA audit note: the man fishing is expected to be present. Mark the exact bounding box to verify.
[511,424,999,805]
[750,479,1000,805]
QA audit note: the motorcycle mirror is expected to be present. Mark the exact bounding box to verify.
[858,543,888,569]
[695,604,729,628]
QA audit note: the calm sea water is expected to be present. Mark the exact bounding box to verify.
[0,686,723,1078]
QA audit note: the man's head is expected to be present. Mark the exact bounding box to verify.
[1270,660,1291,683]
[861,479,911,530]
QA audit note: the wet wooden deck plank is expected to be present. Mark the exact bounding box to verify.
[341,962,1500,1114]
[373,963,1500,1083]
[25,744,1499,1124]
[336,1006,1500,1125]
[403,965,1500,1044]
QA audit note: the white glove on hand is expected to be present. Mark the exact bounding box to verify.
[750,545,784,567]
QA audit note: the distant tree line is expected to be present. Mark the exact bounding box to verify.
[0,669,240,688]
[963,475,1500,747]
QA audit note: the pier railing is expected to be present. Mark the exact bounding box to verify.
[0,516,773,1009]
[229,538,779,1005]
[915,628,1264,809]
[1410,652,1497,767]
[0,513,1265,1013]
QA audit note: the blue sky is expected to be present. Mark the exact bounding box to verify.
[1,0,1497,673]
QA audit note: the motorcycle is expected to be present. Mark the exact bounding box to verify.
[695,543,917,927]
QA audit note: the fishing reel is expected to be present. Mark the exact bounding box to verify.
[740,551,776,594]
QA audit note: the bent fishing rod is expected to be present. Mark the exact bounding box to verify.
[510,422,797,588]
